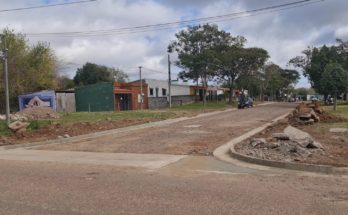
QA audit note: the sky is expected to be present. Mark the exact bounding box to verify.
[1,0,348,88]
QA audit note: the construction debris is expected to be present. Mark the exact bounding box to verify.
[291,102,346,124]
[8,121,29,132]
[17,107,59,120]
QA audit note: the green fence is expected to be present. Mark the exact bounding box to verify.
[75,82,114,112]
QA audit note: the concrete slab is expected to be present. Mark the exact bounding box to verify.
[0,149,187,170]
[284,125,311,140]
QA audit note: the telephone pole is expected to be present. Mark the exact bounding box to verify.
[0,36,10,125]
[139,66,143,110]
[168,54,172,109]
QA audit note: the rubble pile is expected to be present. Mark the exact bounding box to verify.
[17,107,59,120]
[291,102,347,124]
[247,126,324,162]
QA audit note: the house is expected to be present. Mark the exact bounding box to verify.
[189,85,219,101]
[114,82,148,111]
[138,79,194,109]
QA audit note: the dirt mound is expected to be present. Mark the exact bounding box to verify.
[290,102,348,124]
[18,107,60,120]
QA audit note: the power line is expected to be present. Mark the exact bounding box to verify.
[25,0,324,37]
[0,0,97,13]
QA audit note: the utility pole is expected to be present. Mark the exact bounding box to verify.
[139,66,143,110]
[168,54,172,109]
[0,35,10,125]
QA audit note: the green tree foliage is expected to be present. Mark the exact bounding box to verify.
[245,63,300,101]
[73,62,128,86]
[289,39,348,95]
[57,75,74,90]
[168,24,235,105]
[218,47,269,103]
[320,63,348,110]
[0,28,58,111]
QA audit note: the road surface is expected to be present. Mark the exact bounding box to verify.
[1,103,347,214]
[37,103,295,155]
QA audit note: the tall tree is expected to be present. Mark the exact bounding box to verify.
[320,63,348,110]
[218,47,269,103]
[168,24,235,106]
[73,63,128,86]
[0,28,58,112]
[289,39,348,97]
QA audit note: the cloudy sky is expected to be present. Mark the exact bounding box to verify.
[1,0,348,87]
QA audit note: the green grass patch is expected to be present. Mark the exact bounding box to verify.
[324,105,348,117]
[56,111,176,124]
[0,120,10,136]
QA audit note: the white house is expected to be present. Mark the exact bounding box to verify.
[145,79,190,98]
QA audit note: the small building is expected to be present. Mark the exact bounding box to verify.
[114,82,148,111]
[75,82,114,112]
[141,79,193,109]
[190,85,219,101]
[55,89,76,113]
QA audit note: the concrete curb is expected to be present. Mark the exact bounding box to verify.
[213,112,348,175]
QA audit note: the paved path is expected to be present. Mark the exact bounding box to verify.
[36,103,296,155]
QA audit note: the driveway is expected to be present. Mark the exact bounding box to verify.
[36,103,296,155]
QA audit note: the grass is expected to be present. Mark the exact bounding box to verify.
[324,105,348,117]
[0,120,10,136]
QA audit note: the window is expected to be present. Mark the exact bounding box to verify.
[162,88,167,96]
[155,88,159,97]
[149,88,154,96]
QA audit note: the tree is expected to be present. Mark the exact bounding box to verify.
[219,47,269,103]
[320,63,348,110]
[289,39,348,97]
[0,28,58,112]
[57,76,74,90]
[73,62,128,86]
[168,24,235,106]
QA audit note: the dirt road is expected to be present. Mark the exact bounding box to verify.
[38,103,296,155]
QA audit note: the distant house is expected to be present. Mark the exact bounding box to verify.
[114,82,148,111]
[135,79,194,109]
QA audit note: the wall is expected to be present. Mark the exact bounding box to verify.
[18,90,56,111]
[75,82,114,112]
[148,95,194,109]
[146,79,190,97]
[56,92,76,112]
[148,97,168,109]
[172,95,194,106]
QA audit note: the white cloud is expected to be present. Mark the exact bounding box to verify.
[1,0,347,88]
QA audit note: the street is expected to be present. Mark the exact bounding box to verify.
[0,103,347,215]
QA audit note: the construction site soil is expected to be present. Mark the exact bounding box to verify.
[236,103,348,167]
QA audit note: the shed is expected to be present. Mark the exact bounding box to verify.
[75,82,114,112]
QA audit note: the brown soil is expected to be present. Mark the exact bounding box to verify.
[236,103,348,167]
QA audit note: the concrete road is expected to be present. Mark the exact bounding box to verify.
[0,160,347,215]
[37,103,296,155]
